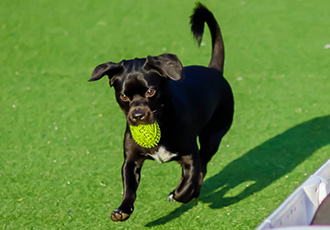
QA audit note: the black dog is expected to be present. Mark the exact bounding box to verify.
[89,3,234,222]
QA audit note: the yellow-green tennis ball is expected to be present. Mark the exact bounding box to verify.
[130,122,161,148]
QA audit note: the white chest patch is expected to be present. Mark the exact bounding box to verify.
[148,146,177,164]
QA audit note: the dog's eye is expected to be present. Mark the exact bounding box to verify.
[146,89,156,97]
[120,94,129,102]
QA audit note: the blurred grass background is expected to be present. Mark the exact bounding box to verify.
[1,0,329,229]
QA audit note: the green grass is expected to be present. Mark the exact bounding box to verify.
[1,0,330,229]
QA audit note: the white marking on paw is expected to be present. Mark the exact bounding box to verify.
[167,194,176,202]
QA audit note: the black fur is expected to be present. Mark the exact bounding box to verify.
[89,3,234,222]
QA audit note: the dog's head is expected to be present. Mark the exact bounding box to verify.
[89,53,183,126]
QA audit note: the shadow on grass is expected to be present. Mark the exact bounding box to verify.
[146,115,330,227]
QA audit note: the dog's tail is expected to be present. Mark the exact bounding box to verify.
[190,2,224,72]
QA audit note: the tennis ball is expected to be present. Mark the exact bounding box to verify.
[130,122,161,148]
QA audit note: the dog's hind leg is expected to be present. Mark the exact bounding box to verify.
[199,131,225,175]
[199,108,233,175]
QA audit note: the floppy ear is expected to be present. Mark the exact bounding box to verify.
[143,53,183,81]
[89,62,124,86]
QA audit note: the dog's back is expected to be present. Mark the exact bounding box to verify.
[167,66,232,136]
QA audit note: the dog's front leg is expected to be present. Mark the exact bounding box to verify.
[111,153,144,222]
[168,155,204,203]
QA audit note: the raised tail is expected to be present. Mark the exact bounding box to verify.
[190,2,224,72]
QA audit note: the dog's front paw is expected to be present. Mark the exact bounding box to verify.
[111,208,131,222]
[167,193,176,202]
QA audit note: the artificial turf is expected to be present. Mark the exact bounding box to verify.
[1,0,329,229]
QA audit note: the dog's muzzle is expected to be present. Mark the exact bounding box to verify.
[128,107,153,125]
[132,109,147,121]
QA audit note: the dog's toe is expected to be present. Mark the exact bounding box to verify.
[167,193,176,202]
[111,209,130,222]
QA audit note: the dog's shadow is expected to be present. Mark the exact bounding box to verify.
[146,115,330,227]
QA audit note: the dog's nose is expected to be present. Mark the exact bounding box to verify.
[132,110,146,121]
